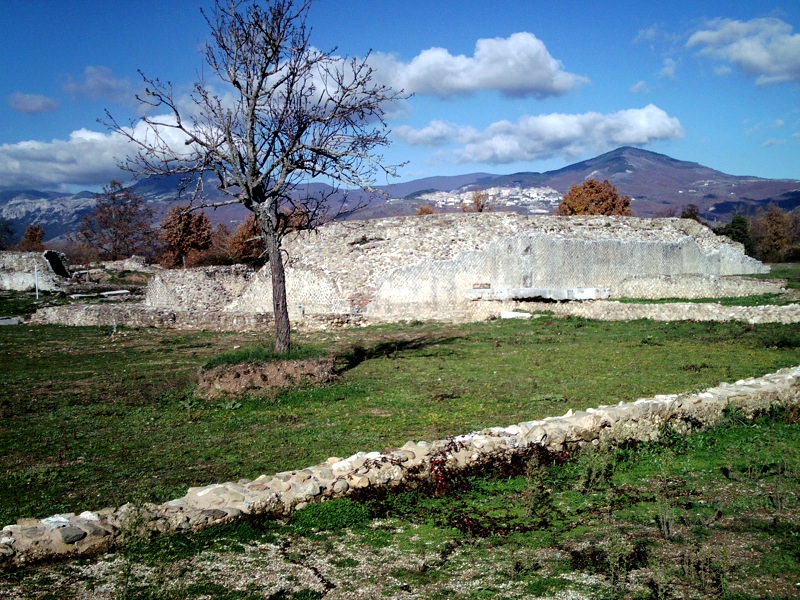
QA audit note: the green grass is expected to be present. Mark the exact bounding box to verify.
[617,293,792,306]
[202,342,328,370]
[28,409,793,599]
[0,290,72,317]
[755,262,800,290]
[289,498,373,534]
[1,318,799,528]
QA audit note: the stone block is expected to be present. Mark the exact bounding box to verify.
[58,527,86,545]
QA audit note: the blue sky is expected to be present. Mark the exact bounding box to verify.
[1,0,798,192]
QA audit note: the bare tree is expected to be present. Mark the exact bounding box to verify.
[460,190,490,213]
[104,0,404,352]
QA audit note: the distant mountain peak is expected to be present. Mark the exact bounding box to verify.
[1,147,798,241]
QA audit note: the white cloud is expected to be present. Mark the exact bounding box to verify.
[630,80,651,94]
[370,32,588,98]
[394,120,478,146]
[633,26,659,45]
[0,115,196,190]
[632,24,681,45]
[761,138,786,147]
[7,93,59,114]
[63,66,135,103]
[744,117,791,136]
[397,105,684,165]
[0,130,129,190]
[687,17,800,84]
[660,58,678,79]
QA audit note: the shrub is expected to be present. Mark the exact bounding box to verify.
[555,179,631,216]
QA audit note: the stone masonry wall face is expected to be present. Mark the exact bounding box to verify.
[283,215,766,317]
[144,264,255,311]
[0,251,64,292]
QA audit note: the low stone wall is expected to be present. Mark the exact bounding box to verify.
[144,265,350,317]
[2,365,798,568]
[144,265,255,312]
[612,274,782,300]
[30,303,363,331]
[30,296,800,330]
[512,300,800,325]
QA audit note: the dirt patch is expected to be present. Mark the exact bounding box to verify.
[196,357,338,399]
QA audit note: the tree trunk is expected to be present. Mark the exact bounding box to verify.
[262,221,291,353]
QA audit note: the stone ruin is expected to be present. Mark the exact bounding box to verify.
[28,214,792,330]
[0,251,70,293]
[143,214,772,324]
[0,252,158,296]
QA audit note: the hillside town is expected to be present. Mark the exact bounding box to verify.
[399,185,563,213]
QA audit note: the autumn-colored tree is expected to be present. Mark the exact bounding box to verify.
[229,215,267,266]
[16,224,45,251]
[75,181,159,261]
[416,204,437,216]
[160,205,212,268]
[749,204,792,262]
[187,224,237,266]
[555,179,631,216]
[460,190,490,213]
[790,211,800,260]
[208,224,235,263]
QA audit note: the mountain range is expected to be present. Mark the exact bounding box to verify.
[2,146,798,241]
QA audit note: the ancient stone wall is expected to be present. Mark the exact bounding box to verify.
[284,215,766,320]
[144,265,255,311]
[31,303,360,331]
[24,214,782,328]
[512,299,800,324]
[2,364,798,567]
[139,214,770,323]
[0,251,68,292]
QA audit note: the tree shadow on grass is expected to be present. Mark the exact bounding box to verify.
[334,333,464,373]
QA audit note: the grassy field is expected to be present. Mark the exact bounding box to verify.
[1,315,799,529]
